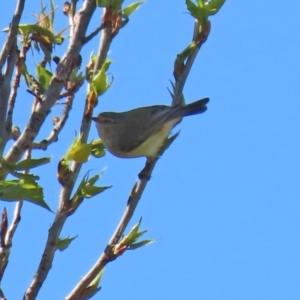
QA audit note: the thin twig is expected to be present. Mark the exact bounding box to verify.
[173,20,210,106]
[0,0,25,70]
[0,0,25,154]
[0,148,29,284]
[94,8,113,72]
[0,210,9,283]
[31,94,75,150]
[83,24,106,44]
[0,42,18,155]
[4,201,23,247]
[5,42,31,148]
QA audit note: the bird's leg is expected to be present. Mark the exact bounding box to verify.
[138,157,156,180]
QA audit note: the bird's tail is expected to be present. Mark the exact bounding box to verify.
[181,97,209,117]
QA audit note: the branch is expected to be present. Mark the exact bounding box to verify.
[65,158,157,299]
[0,209,8,283]
[83,24,106,44]
[4,42,31,151]
[31,94,75,150]
[23,1,98,299]
[4,201,23,248]
[172,20,210,106]
[0,0,24,70]
[94,8,114,72]
[0,0,24,155]
[0,43,18,155]
[66,19,211,299]
[0,148,29,284]
[0,200,24,283]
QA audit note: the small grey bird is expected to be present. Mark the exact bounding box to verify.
[92,97,209,158]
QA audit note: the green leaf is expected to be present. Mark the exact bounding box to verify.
[0,180,51,211]
[186,0,225,20]
[181,41,198,58]
[71,172,88,204]
[186,0,206,20]
[21,63,31,86]
[129,239,155,250]
[13,24,56,40]
[134,229,148,240]
[122,2,144,18]
[69,144,91,163]
[6,171,39,181]
[113,217,155,255]
[89,269,104,288]
[204,0,225,15]
[39,42,52,63]
[186,0,200,18]
[83,269,104,298]
[54,35,64,45]
[16,157,51,170]
[81,184,111,198]
[90,59,113,97]
[197,0,205,8]
[72,171,111,205]
[174,42,197,79]
[90,139,106,158]
[50,0,55,24]
[80,173,111,198]
[57,235,78,251]
[0,157,50,181]
[1,157,50,172]
[65,137,92,163]
[160,131,180,156]
[69,67,84,83]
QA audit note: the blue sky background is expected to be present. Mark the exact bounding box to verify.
[1,1,300,299]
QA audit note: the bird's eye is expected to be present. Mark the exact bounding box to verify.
[102,118,113,124]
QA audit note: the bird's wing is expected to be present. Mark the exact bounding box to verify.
[119,105,180,153]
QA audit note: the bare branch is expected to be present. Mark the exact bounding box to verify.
[0,43,18,155]
[5,42,31,150]
[32,94,75,150]
[0,0,25,70]
[0,210,9,283]
[4,201,23,247]
[0,208,8,249]
[94,8,113,72]
[83,24,106,44]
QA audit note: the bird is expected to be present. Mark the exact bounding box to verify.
[92,97,209,159]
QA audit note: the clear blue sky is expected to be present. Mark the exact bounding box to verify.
[1,1,300,299]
